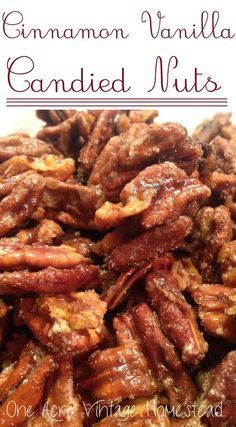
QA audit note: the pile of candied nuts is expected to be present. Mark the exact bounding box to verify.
[0,109,235,426]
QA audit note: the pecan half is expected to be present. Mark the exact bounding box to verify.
[0,154,75,181]
[0,341,56,426]
[146,269,208,364]
[109,216,193,270]
[81,341,157,403]
[198,351,236,426]
[20,291,107,355]
[0,171,45,237]
[79,110,120,174]
[114,303,197,408]
[95,162,210,228]
[0,263,100,294]
[89,122,201,200]
[192,285,236,343]
[190,206,233,282]
[0,133,55,160]
[192,112,231,143]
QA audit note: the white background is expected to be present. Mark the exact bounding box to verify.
[0,0,235,134]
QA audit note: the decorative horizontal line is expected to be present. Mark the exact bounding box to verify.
[6,104,228,108]
[7,97,228,100]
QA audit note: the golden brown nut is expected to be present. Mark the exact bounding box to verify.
[20,291,107,355]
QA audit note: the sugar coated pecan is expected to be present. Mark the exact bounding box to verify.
[0,171,45,237]
[89,122,200,200]
[218,240,236,286]
[146,269,208,364]
[0,341,57,426]
[0,263,100,294]
[81,341,157,403]
[95,162,210,228]
[114,303,197,408]
[193,284,236,343]
[0,133,55,160]
[109,216,193,270]
[20,291,107,355]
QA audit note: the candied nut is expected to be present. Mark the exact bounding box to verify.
[20,291,107,355]
[89,122,201,200]
[0,133,55,160]
[198,351,236,426]
[114,304,197,408]
[0,171,45,237]
[41,176,104,229]
[192,112,231,143]
[37,109,76,125]
[26,358,84,426]
[0,238,86,270]
[95,162,210,228]
[192,285,236,343]
[146,269,208,365]
[109,216,193,270]
[171,258,202,292]
[16,219,63,245]
[93,395,171,427]
[101,264,152,310]
[0,263,100,294]
[218,241,236,286]
[81,341,157,403]
[191,206,233,283]
[0,341,57,426]
[37,111,96,156]
[0,155,75,181]
[79,110,120,174]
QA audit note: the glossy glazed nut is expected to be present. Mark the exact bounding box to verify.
[146,269,208,365]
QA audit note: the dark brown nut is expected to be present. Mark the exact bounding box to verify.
[79,110,120,174]
[109,216,193,270]
[95,162,210,229]
[101,264,152,310]
[93,395,171,427]
[20,291,107,355]
[0,300,10,348]
[0,133,55,160]
[207,171,236,218]
[26,358,84,426]
[0,341,56,426]
[198,351,236,426]
[37,111,96,157]
[36,109,76,125]
[191,206,233,283]
[146,269,208,365]
[41,177,104,229]
[192,285,236,343]
[218,241,236,286]
[192,112,231,143]
[114,304,197,408]
[80,341,157,403]
[171,258,202,292]
[0,155,75,181]
[89,122,201,201]
[16,219,63,245]
[0,171,45,237]
[0,263,100,294]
